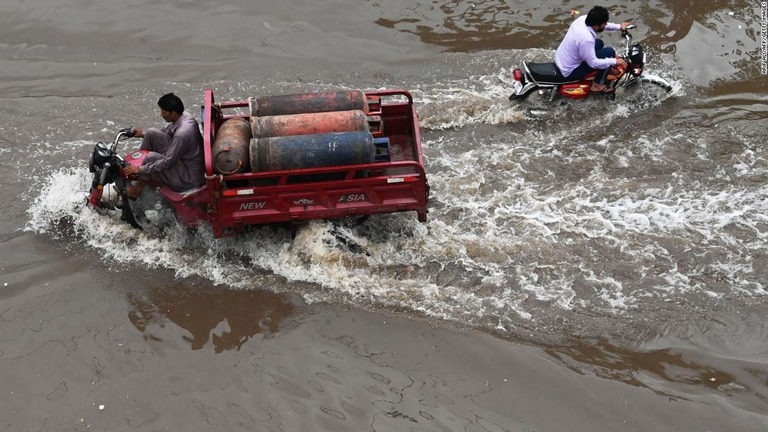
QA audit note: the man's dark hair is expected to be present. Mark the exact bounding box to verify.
[585,6,609,26]
[158,93,184,115]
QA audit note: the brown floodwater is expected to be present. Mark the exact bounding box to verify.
[2,0,767,430]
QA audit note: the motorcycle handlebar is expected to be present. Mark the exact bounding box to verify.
[119,127,136,138]
[620,24,636,57]
[621,24,636,36]
[109,127,136,153]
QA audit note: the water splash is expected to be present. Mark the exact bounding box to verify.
[20,51,766,344]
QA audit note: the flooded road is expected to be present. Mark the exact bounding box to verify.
[2,0,767,430]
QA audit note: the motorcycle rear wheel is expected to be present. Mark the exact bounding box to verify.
[509,90,533,101]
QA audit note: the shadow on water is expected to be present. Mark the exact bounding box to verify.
[127,282,300,353]
[542,337,768,414]
[547,339,736,392]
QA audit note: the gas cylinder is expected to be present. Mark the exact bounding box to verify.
[250,110,369,138]
[249,131,375,172]
[212,118,252,174]
[249,90,368,117]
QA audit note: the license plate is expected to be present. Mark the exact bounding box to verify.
[513,80,523,94]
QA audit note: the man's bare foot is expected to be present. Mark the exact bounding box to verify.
[589,83,615,94]
[125,180,145,199]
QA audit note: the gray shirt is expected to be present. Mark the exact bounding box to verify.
[139,111,205,191]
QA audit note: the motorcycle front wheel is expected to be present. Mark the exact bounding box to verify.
[638,74,673,92]
[621,74,673,106]
[112,178,142,230]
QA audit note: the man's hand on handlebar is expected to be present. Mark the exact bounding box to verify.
[119,127,135,138]
[119,127,143,138]
[123,165,141,177]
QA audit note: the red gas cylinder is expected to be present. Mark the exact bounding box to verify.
[250,90,369,117]
[212,118,252,174]
[250,110,369,139]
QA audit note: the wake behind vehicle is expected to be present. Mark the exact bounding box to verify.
[508,25,672,101]
[86,89,429,238]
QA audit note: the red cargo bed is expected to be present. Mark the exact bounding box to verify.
[192,88,429,238]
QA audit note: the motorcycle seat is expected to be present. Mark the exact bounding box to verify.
[525,62,581,85]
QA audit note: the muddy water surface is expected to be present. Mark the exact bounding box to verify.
[2,1,767,431]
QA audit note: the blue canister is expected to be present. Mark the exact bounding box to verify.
[249,131,375,172]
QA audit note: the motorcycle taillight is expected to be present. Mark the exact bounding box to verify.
[513,69,523,82]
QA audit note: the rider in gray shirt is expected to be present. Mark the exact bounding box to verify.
[124,93,205,197]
